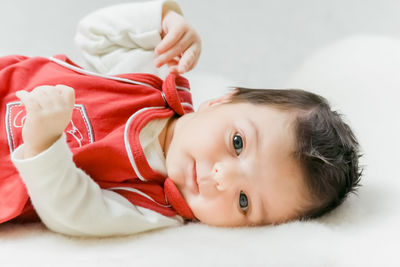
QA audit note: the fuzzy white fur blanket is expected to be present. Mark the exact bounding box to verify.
[1,35,399,267]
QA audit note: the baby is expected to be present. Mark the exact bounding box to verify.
[0,0,361,236]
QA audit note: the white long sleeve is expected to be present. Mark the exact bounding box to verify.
[11,135,182,237]
[74,0,182,77]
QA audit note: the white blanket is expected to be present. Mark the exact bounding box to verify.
[1,35,399,267]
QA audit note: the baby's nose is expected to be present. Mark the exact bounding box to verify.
[212,163,235,192]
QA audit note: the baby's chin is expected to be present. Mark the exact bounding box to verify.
[166,158,196,194]
[166,162,184,187]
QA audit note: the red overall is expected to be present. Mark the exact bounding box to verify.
[0,54,195,223]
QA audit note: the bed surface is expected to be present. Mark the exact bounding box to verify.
[1,37,399,265]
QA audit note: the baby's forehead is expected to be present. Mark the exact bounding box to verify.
[231,101,299,125]
[229,103,297,147]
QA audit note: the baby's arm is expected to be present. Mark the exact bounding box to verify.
[15,85,75,158]
[75,0,201,76]
[12,85,181,236]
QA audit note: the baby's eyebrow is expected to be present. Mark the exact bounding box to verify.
[246,118,260,154]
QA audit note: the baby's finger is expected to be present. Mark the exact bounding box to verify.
[178,44,200,73]
[168,65,179,74]
[15,90,40,112]
[56,84,75,107]
[161,58,179,74]
[155,26,185,56]
[155,32,192,67]
[15,90,28,105]
[43,85,63,103]
[166,58,180,66]
[32,87,54,109]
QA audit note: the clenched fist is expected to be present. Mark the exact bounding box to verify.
[15,84,75,158]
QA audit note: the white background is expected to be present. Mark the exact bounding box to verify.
[1,0,399,87]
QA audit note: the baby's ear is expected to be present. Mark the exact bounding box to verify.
[198,92,234,111]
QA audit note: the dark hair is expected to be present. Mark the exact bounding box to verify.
[230,87,362,220]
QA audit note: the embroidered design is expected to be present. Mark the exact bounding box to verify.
[5,102,94,154]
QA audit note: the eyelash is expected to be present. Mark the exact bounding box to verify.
[239,191,249,213]
[232,133,244,156]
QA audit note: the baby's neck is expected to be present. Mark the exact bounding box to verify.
[158,116,178,157]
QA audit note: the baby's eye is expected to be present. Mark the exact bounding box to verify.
[232,134,243,155]
[239,191,249,212]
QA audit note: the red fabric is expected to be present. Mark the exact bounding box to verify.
[164,178,195,219]
[0,54,195,223]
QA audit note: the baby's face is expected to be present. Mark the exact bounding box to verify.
[165,95,309,226]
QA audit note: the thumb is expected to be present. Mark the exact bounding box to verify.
[15,90,29,106]
[15,90,39,113]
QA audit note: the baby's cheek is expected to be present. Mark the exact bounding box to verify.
[186,196,210,221]
[189,196,232,226]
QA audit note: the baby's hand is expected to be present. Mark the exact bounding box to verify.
[15,85,75,158]
[154,10,202,74]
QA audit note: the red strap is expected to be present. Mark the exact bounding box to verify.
[164,178,195,220]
